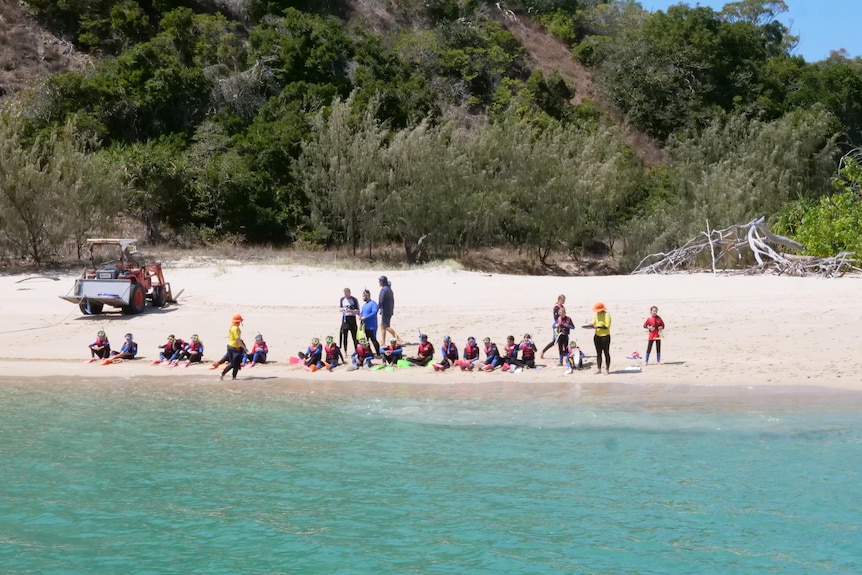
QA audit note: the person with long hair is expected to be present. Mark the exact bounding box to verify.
[554,307,575,367]
[540,294,566,359]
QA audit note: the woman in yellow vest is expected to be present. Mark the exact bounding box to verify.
[590,302,611,375]
[220,313,247,381]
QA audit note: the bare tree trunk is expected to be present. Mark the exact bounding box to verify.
[633,217,859,277]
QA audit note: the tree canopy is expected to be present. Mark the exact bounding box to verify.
[2,0,860,269]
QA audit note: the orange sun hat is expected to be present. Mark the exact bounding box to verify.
[592,302,606,313]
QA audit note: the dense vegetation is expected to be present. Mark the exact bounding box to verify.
[1,0,861,269]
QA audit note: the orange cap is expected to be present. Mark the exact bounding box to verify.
[592,302,606,312]
[232,313,244,323]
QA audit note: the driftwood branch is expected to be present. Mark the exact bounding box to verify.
[632,217,861,277]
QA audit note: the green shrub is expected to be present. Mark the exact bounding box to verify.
[776,157,862,258]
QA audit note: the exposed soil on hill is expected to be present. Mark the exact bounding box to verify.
[0,0,92,103]
[496,12,664,167]
[2,0,662,167]
[344,0,665,167]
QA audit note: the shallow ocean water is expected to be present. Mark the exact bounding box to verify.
[1,378,860,574]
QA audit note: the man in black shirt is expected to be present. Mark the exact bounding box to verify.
[339,287,360,353]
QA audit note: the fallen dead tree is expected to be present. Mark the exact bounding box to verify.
[632,217,862,277]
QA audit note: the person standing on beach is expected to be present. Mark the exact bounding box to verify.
[554,308,575,366]
[220,313,247,381]
[359,289,381,355]
[540,294,566,359]
[589,302,612,375]
[378,276,400,344]
[339,288,359,353]
[643,306,665,365]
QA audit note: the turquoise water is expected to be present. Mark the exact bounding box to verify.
[1,379,861,574]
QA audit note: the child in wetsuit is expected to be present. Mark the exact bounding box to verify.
[433,336,459,371]
[518,334,538,369]
[245,334,269,366]
[109,333,137,360]
[88,330,110,360]
[554,309,575,366]
[381,338,403,365]
[406,334,434,366]
[460,337,481,371]
[352,337,374,368]
[156,334,185,364]
[481,337,501,371]
[301,337,323,371]
[177,334,204,365]
[564,342,585,374]
[323,335,344,370]
[643,305,665,365]
[502,335,520,371]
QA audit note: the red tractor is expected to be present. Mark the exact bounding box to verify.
[59,239,177,315]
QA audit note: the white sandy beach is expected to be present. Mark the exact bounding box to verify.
[1,261,860,392]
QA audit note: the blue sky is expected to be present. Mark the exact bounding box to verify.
[636,0,861,62]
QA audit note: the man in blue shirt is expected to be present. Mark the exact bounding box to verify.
[359,289,381,356]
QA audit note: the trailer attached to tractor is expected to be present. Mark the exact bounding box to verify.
[59,239,178,315]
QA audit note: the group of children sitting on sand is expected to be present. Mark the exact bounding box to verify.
[87,331,270,368]
[294,332,586,374]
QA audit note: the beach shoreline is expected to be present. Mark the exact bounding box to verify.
[3,262,861,393]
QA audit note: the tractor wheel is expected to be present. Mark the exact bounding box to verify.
[79,300,104,315]
[152,285,167,308]
[122,283,146,315]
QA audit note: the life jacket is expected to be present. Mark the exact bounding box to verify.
[504,342,517,359]
[324,343,339,360]
[463,343,480,361]
[356,343,373,359]
[442,342,458,361]
[417,342,434,358]
[520,341,536,359]
[307,344,323,361]
[187,341,203,353]
[172,339,186,354]
[485,343,499,359]
[556,316,572,335]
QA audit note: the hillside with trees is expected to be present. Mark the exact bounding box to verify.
[1,0,861,272]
